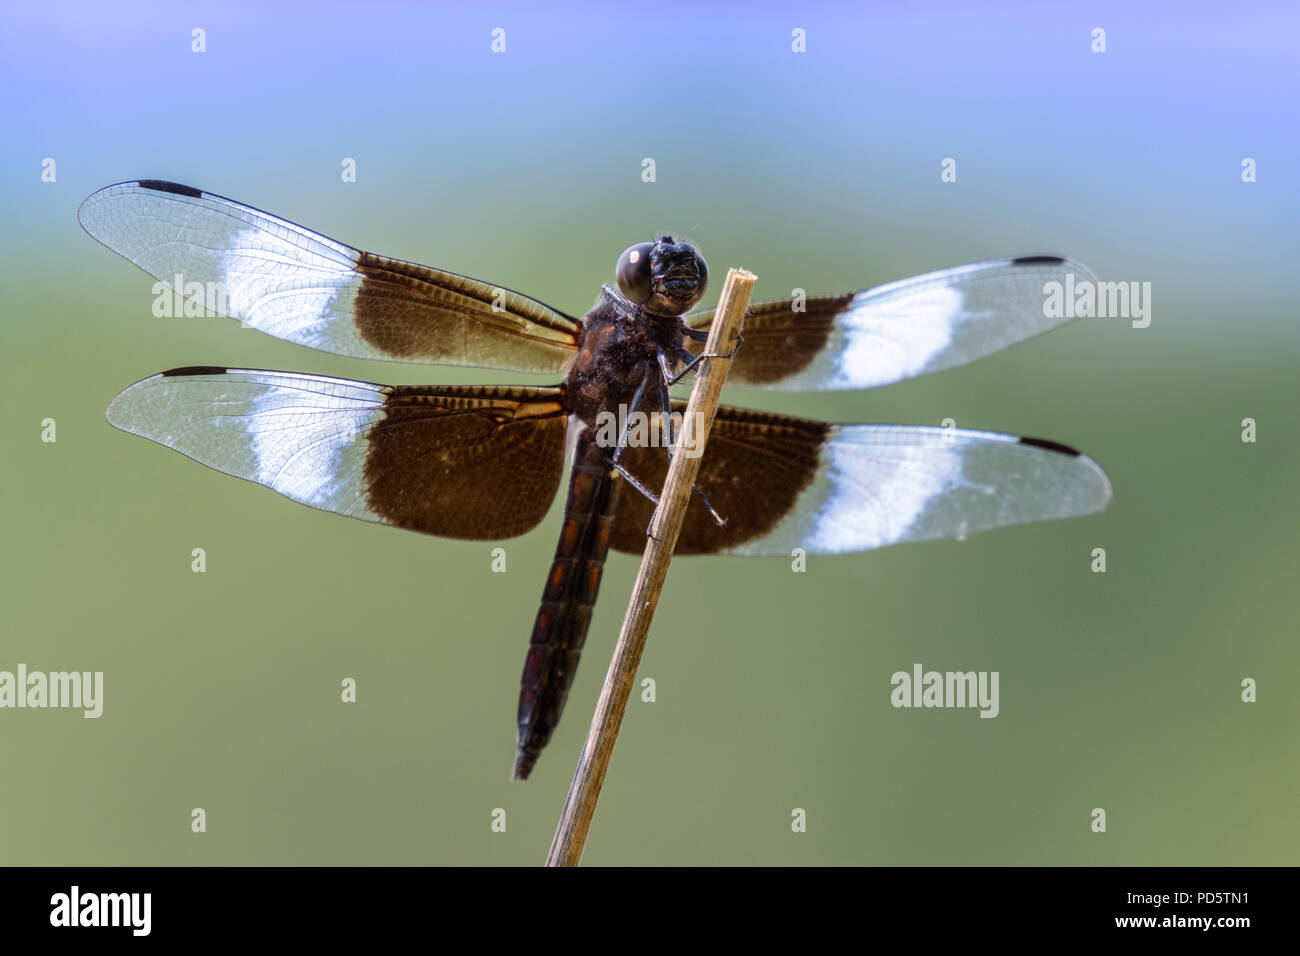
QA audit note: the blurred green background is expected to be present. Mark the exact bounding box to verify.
[2,1,1296,865]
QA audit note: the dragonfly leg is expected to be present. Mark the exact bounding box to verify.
[613,462,660,507]
[659,347,711,387]
[610,362,652,468]
[654,353,677,456]
[692,483,727,527]
[661,338,744,387]
[613,462,725,534]
[609,355,728,535]
[681,321,745,347]
[654,355,727,528]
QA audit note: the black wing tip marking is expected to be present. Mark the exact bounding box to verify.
[161,365,229,377]
[79,180,206,233]
[1009,254,1098,284]
[1018,435,1081,457]
[135,180,205,199]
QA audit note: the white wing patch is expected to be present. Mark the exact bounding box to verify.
[80,182,376,359]
[216,223,366,355]
[833,283,965,389]
[763,257,1097,392]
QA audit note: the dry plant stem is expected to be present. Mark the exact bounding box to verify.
[544,267,755,867]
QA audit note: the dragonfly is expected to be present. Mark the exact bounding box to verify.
[80,180,1111,779]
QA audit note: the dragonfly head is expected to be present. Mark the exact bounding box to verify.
[615,236,708,317]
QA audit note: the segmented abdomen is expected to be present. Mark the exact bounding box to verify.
[514,429,621,780]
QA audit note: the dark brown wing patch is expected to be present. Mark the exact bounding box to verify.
[366,384,568,539]
[610,403,829,555]
[355,253,580,372]
[685,294,851,386]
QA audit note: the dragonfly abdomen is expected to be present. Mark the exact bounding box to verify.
[515,430,622,780]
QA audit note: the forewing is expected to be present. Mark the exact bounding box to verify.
[685,257,1094,391]
[80,180,580,373]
